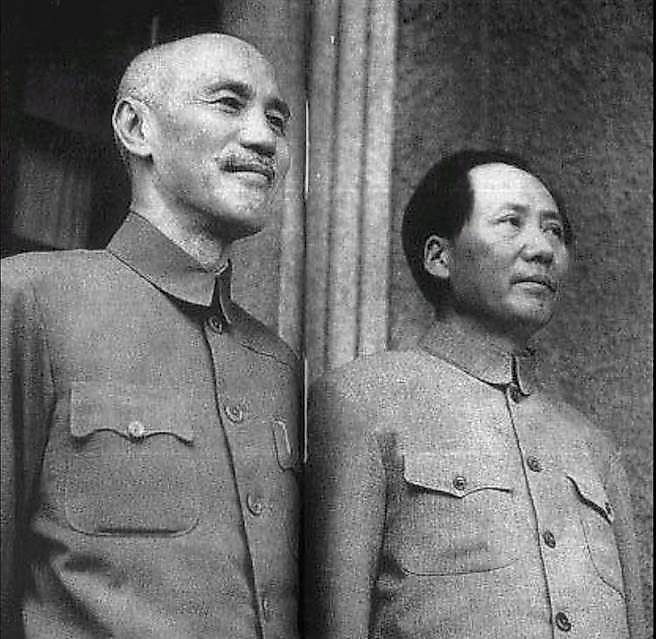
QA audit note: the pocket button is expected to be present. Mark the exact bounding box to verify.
[555,611,572,632]
[127,420,146,440]
[452,475,467,492]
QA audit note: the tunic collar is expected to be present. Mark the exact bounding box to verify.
[106,212,236,324]
[419,316,535,395]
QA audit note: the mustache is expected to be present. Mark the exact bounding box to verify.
[222,154,276,182]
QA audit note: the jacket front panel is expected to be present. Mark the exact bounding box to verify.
[303,318,643,639]
[2,214,301,639]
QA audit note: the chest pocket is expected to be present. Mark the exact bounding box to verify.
[65,383,199,536]
[391,450,521,576]
[566,469,624,596]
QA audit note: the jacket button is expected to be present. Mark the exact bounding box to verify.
[127,420,146,440]
[452,475,467,491]
[555,611,571,632]
[207,314,224,333]
[247,493,263,516]
[543,530,556,548]
[225,404,244,423]
[526,456,542,472]
[261,595,271,619]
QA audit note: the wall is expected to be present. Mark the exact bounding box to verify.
[391,0,653,628]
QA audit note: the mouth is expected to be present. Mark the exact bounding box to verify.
[223,159,275,184]
[513,275,558,292]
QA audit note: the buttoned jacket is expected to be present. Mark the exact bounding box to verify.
[303,319,645,639]
[1,213,302,638]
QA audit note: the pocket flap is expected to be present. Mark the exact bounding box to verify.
[404,451,513,498]
[69,383,194,443]
[271,419,298,470]
[567,470,614,523]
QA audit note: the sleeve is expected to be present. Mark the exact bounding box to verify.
[302,377,386,639]
[1,267,54,636]
[605,450,647,639]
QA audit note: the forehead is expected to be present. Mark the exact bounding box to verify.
[468,163,558,213]
[162,37,283,102]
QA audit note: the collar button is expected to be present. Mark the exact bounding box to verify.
[508,383,523,403]
[207,314,224,334]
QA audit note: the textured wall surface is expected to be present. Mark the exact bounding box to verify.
[391,0,653,628]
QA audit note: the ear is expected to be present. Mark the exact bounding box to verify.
[112,97,154,160]
[423,234,451,281]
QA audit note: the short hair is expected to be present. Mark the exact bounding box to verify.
[401,149,574,306]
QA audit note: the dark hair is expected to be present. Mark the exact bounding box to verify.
[401,149,573,306]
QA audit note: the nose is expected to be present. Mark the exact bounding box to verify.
[239,107,278,158]
[521,225,555,264]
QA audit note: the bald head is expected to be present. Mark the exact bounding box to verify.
[117,34,270,108]
[111,31,290,243]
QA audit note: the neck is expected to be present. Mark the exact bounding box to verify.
[436,306,533,353]
[129,183,230,271]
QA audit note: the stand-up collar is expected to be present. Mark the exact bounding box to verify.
[419,316,535,395]
[107,212,236,323]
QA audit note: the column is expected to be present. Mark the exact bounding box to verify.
[306,0,398,379]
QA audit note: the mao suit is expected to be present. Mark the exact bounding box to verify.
[1,212,301,638]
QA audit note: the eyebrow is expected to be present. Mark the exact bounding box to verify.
[503,204,563,219]
[204,80,291,120]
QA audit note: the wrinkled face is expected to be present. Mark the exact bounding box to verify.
[147,38,291,239]
[447,163,570,340]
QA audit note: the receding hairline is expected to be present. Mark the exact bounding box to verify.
[468,162,559,208]
[116,33,270,105]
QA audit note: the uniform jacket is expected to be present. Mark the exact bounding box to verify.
[1,212,302,639]
[303,318,645,639]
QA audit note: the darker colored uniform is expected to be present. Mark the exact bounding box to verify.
[1,213,301,638]
[304,318,645,639]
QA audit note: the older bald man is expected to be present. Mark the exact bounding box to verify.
[1,34,300,638]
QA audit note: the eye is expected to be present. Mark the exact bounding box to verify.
[213,94,244,112]
[498,214,522,228]
[266,111,288,136]
[544,222,565,240]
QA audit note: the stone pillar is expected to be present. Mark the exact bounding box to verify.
[306,0,398,379]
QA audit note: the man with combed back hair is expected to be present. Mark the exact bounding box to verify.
[303,149,645,638]
[1,33,301,638]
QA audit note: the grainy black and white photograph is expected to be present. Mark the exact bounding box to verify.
[1,1,652,638]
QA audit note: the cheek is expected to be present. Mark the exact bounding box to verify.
[275,142,291,179]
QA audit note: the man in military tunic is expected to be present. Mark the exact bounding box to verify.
[303,149,645,638]
[2,34,301,638]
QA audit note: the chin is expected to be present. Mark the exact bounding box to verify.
[510,307,554,335]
